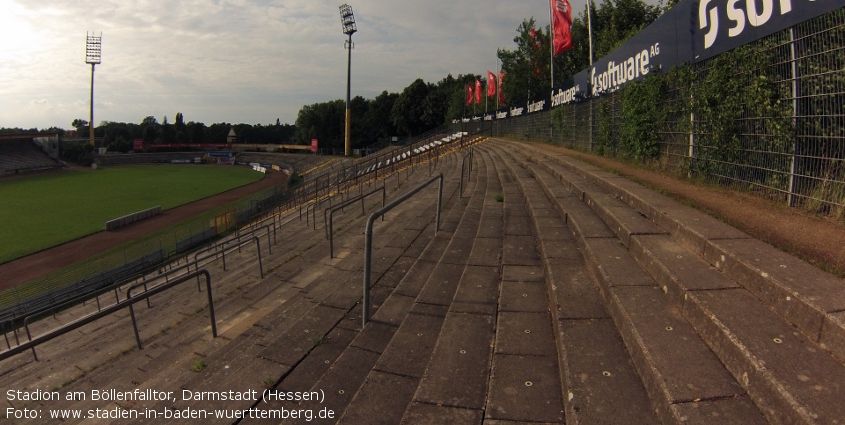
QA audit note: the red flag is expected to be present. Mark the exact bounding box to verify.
[475,79,482,104]
[551,0,573,55]
[529,29,541,48]
[466,84,473,106]
[498,73,506,104]
[487,71,496,97]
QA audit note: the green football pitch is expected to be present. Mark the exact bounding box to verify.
[0,165,264,263]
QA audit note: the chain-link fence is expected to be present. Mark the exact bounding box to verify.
[493,8,845,218]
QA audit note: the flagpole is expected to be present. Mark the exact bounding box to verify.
[587,0,594,152]
[549,0,554,89]
[587,0,594,67]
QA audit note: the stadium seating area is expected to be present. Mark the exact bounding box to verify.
[2,137,845,424]
[94,152,203,166]
[237,152,356,177]
[0,140,60,176]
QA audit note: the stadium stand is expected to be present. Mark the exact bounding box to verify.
[3,134,841,423]
[0,136,61,176]
[94,152,203,166]
[237,152,355,177]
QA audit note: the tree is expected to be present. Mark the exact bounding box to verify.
[295,100,345,149]
[207,122,232,144]
[187,121,207,144]
[71,119,89,136]
[174,112,186,144]
[499,1,662,99]
[140,116,159,144]
[363,91,399,143]
[391,79,432,136]
[71,118,88,129]
[498,18,551,104]
[159,116,175,144]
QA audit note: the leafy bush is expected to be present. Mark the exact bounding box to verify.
[60,141,94,166]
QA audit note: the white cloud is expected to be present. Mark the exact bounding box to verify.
[0,0,657,129]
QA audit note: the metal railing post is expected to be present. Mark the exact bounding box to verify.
[362,173,443,326]
[327,186,386,258]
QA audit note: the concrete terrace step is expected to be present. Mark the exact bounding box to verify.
[481,148,567,424]
[485,143,659,424]
[491,142,772,423]
[496,139,845,424]
[133,152,468,424]
[516,141,845,363]
[5,149,462,420]
[134,148,468,420]
[233,150,472,424]
[492,142,762,423]
[0,188,375,395]
[348,147,501,423]
[274,154,467,420]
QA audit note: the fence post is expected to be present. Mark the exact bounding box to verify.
[787,26,800,207]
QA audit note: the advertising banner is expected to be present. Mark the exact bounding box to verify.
[690,0,842,62]
[465,1,842,120]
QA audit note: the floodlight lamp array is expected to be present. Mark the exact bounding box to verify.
[85,33,102,64]
[339,4,357,35]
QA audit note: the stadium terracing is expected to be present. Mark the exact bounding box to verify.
[2,124,845,424]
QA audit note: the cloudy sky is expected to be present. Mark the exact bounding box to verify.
[0,0,655,130]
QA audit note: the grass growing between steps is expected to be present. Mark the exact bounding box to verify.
[192,359,207,372]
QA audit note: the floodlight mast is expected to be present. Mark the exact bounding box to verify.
[339,4,357,157]
[85,32,102,147]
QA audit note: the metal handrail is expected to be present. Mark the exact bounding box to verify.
[194,236,264,278]
[327,186,386,258]
[1,270,214,362]
[460,146,474,199]
[235,224,275,255]
[362,173,443,326]
[306,194,335,228]
[240,213,279,244]
[17,241,263,361]
[324,185,386,239]
[127,270,216,350]
[3,131,462,339]
[189,224,272,262]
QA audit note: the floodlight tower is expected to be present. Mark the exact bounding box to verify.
[339,4,357,156]
[85,32,102,147]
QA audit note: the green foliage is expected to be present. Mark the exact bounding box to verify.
[684,44,793,182]
[805,161,845,219]
[105,136,131,153]
[620,72,665,161]
[497,18,550,104]
[287,171,303,187]
[552,106,571,135]
[593,97,615,156]
[591,0,662,58]
[294,99,345,150]
[391,79,432,136]
[362,91,400,142]
[192,359,207,372]
[499,1,663,98]
[60,140,95,165]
